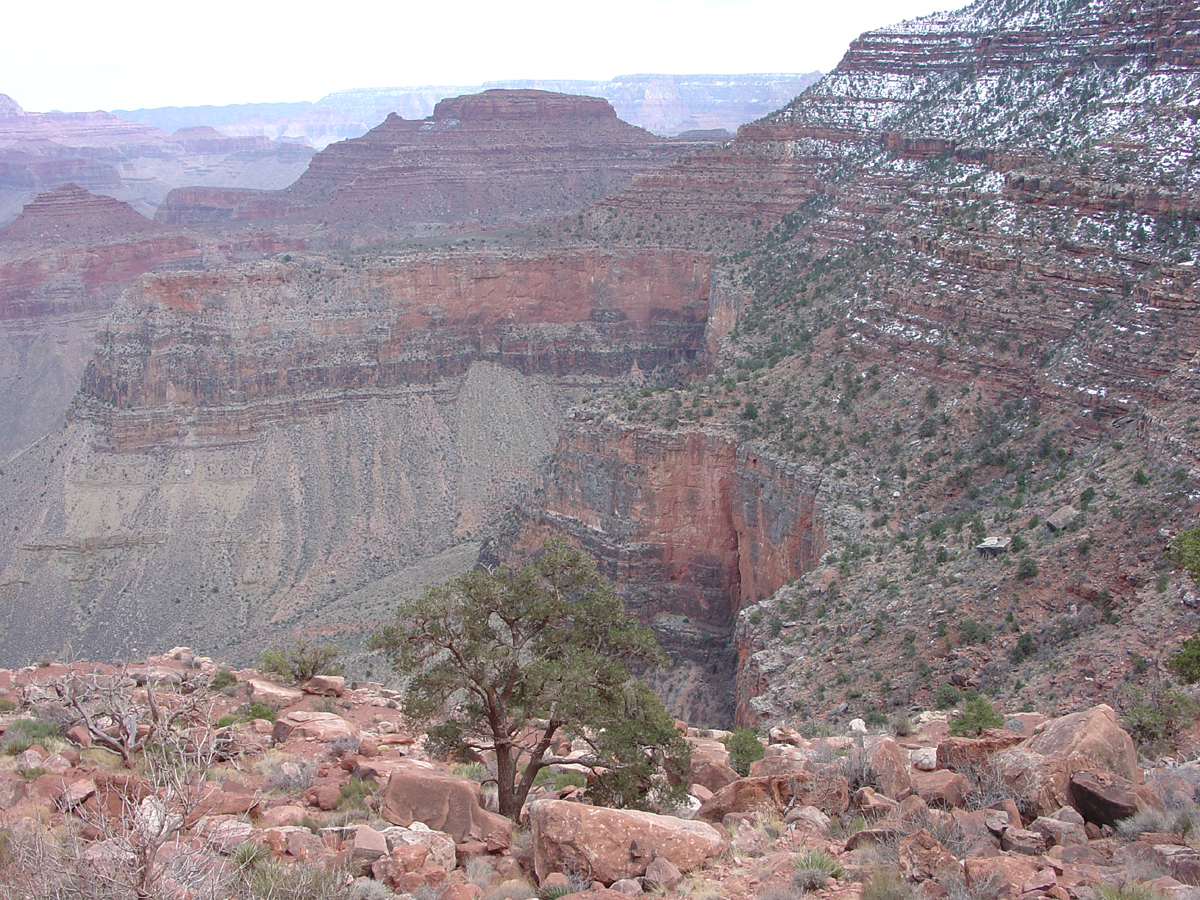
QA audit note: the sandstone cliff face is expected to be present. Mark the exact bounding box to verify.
[511,0,1200,726]
[0,185,318,458]
[504,419,824,726]
[72,248,712,450]
[570,0,1200,446]
[0,246,712,666]
[156,90,711,235]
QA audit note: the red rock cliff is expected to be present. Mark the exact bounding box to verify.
[72,248,713,450]
[505,419,824,725]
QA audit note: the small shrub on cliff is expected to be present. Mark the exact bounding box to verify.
[934,683,961,709]
[725,727,765,776]
[957,618,991,645]
[1121,684,1198,754]
[1016,556,1039,580]
[261,638,343,684]
[1009,632,1037,664]
[1167,634,1200,684]
[949,697,1004,736]
[1171,528,1200,586]
[209,669,238,691]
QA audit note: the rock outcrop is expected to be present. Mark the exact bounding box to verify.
[115,74,824,147]
[378,764,511,845]
[528,799,727,885]
[0,183,156,245]
[156,90,711,235]
[505,419,824,725]
[0,246,712,666]
[0,97,313,224]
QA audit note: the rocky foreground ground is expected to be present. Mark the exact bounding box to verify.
[0,649,1196,900]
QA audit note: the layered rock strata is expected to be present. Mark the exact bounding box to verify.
[505,420,824,726]
[0,247,712,666]
[156,91,711,235]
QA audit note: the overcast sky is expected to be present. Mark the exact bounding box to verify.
[3,0,968,113]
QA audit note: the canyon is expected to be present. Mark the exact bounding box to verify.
[0,0,1197,736]
[114,73,824,147]
[0,94,314,226]
[154,90,713,236]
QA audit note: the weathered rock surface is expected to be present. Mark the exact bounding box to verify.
[1025,705,1137,782]
[156,90,710,235]
[695,772,850,821]
[272,710,359,744]
[1069,769,1162,827]
[377,764,511,845]
[528,798,726,885]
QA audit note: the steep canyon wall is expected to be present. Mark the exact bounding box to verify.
[505,421,825,726]
[0,247,714,668]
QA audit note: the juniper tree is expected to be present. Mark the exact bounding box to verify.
[369,538,689,819]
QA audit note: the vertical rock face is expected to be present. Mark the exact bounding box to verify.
[0,184,315,460]
[72,248,713,449]
[0,247,714,668]
[505,420,824,726]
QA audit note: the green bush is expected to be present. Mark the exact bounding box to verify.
[1167,634,1200,684]
[1009,632,1037,664]
[861,867,913,900]
[949,697,1004,736]
[724,728,765,777]
[1016,557,1039,579]
[1,718,60,755]
[260,638,343,684]
[958,618,992,645]
[1122,686,1198,753]
[337,777,375,810]
[247,702,277,723]
[934,683,961,709]
[1095,884,1163,900]
[209,669,238,691]
[1171,528,1200,586]
[792,849,845,880]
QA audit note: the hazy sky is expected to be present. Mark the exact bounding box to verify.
[3,0,968,112]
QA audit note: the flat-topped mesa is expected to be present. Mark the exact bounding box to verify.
[156,89,707,233]
[0,183,156,246]
[71,248,714,451]
[431,88,617,122]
